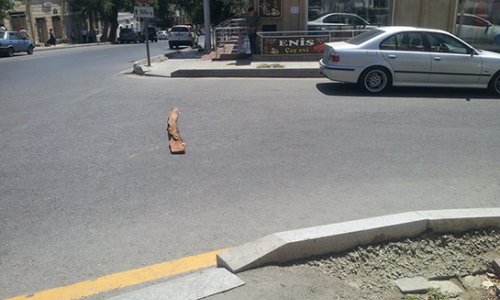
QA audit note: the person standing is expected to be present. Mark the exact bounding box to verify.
[0,23,6,34]
[69,29,76,43]
[19,27,29,39]
[245,7,260,55]
[81,28,87,43]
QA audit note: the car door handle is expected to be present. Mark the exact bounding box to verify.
[433,57,441,61]
[388,55,397,59]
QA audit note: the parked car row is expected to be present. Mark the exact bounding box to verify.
[117,25,198,49]
[118,26,158,43]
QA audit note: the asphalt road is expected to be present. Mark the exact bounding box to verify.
[1,43,499,299]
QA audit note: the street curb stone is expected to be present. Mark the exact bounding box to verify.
[217,208,500,273]
[106,268,244,300]
[170,68,321,78]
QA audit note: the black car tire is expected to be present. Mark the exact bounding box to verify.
[169,42,174,49]
[489,71,500,96]
[359,67,391,93]
[27,45,34,55]
[7,47,14,57]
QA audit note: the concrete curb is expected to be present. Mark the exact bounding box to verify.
[107,268,244,300]
[132,54,169,75]
[217,208,500,273]
[170,68,321,78]
[34,42,110,52]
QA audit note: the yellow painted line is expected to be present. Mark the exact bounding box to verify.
[6,249,225,300]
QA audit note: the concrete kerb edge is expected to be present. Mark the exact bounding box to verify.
[132,54,169,75]
[217,208,500,273]
[170,68,321,78]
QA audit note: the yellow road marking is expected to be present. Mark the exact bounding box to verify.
[6,249,225,300]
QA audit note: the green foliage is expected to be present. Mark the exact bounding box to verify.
[426,288,447,300]
[403,288,448,300]
[173,0,248,25]
[0,0,14,19]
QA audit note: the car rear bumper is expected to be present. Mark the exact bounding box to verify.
[319,59,359,83]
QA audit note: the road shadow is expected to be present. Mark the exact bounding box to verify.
[316,82,499,100]
[165,48,203,59]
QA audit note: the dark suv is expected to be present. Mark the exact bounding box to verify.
[119,28,139,43]
[139,26,158,43]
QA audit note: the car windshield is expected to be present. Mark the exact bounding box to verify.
[346,29,384,45]
[171,27,188,32]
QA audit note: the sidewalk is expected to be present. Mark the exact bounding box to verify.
[133,49,322,78]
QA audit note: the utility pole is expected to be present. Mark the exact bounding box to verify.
[203,0,211,53]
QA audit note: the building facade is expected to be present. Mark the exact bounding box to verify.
[3,0,67,45]
[250,0,500,50]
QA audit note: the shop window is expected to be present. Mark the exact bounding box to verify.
[308,0,390,26]
[457,0,500,47]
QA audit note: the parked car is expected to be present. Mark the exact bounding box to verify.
[139,26,158,43]
[157,30,168,40]
[456,13,500,44]
[319,26,500,95]
[0,31,35,57]
[168,25,198,49]
[118,28,139,43]
[308,13,376,31]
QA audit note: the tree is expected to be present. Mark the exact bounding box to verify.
[168,0,247,26]
[0,0,14,19]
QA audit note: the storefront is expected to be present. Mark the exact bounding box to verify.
[250,0,500,55]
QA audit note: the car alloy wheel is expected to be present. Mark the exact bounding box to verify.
[27,45,34,55]
[361,67,390,93]
[489,72,500,95]
[7,47,14,57]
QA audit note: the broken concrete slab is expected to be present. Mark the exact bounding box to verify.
[461,275,489,289]
[107,268,244,300]
[394,276,431,294]
[429,280,463,298]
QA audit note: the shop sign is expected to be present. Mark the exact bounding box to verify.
[262,35,330,55]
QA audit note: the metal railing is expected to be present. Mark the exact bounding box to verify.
[213,18,248,57]
[211,18,373,58]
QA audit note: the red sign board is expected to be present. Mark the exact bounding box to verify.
[261,35,330,55]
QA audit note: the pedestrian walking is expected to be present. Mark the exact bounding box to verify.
[46,29,56,46]
[245,7,260,55]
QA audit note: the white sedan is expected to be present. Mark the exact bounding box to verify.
[320,26,500,95]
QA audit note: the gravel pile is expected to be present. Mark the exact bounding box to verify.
[287,228,500,299]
